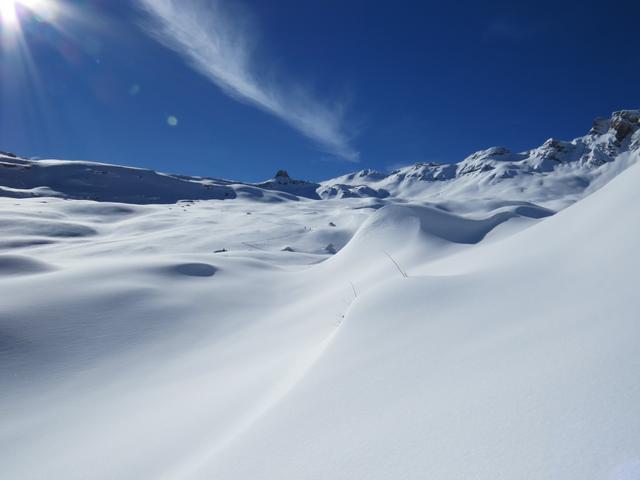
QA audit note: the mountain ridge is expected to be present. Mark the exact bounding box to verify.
[1,109,638,207]
[319,109,640,205]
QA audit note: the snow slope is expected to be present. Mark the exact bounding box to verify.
[201,160,640,480]
[0,109,639,479]
[0,157,312,204]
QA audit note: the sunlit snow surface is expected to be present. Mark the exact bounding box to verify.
[1,112,639,479]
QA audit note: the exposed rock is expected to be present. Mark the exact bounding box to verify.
[610,110,640,142]
[325,243,337,254]
[317,184,390,199]
[255,171,321,199]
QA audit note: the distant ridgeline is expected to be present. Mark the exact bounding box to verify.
[1,110,638,206]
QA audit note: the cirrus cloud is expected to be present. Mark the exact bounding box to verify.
[137,0,359,162]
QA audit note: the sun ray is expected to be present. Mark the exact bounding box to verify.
[1,0,58,34]
[0,1,19,28]
[0,0,69,153]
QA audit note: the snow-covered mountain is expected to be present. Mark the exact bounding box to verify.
[1,109,639,480]
[321,109,640,207]
[1,109,638,207]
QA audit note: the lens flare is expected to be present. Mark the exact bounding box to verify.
[0,0,57,32]
[0,0,19,27]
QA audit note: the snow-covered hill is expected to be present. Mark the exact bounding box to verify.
[0,109,639,480]
[205,157,640,480]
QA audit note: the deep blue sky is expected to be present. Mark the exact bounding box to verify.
[0,0,638,182]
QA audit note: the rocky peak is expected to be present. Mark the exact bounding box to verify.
[357,169,387,180]
[589,110,640,141]
[541,138,570,151]
[271,170,302,186]
[254,170,320,199]
[610,110,640,142]
[466,146,512,161]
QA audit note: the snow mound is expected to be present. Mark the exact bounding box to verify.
[0,217,97,238]
[0,255,54,276]
[159,262,218,277]
[351,202,552,245]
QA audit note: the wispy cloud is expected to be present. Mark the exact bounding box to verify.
[137,0,359,161]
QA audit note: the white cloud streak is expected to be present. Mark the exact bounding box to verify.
[137,0,359,161]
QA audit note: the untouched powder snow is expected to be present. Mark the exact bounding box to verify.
[0,109,639,479]
[200,162,640,480]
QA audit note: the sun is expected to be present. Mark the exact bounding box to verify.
[0,0,19,27]
[0,0,56,30]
